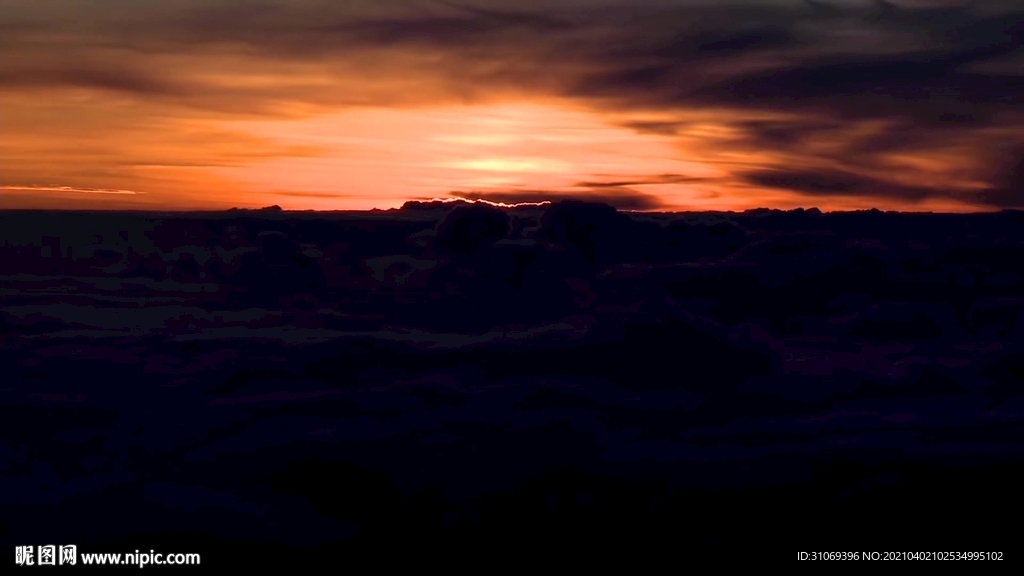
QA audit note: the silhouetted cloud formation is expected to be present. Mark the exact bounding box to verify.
[4,204,1024,567]
[435,203,511,255]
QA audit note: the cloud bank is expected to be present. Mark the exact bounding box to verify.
[2,0,1022,209]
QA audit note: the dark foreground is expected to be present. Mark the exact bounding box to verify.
[2,202,1023,568]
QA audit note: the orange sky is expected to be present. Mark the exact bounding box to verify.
[1,1,1021,212]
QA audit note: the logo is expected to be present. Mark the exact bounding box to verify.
[15,545,77,567]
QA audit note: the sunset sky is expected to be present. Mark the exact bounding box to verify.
[2,0,1022,211]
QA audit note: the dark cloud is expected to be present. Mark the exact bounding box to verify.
[17,2,1021,122]
[742,168,947,202]
[974,187,1024,208]
[435,201,511,255]
[619,121,687,136]
[694,27,796,54]
[323,15,557,48]
[647,26,799,60]
[162,1,577,55]
[0,68,176,95]
[574,174,710,188]
[567,3,1024,124]
[974,147,1024,208]
[687,49,1024,122]
[738,118,847,149]
[1005,151,1024,192]
[802,0,847,18]
[431,1,575,32]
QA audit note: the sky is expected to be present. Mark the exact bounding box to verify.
[1,0,1023,212]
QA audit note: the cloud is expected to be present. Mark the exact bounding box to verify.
[741,168,944,202]
[574,174,712,188]
[973,187,1024,208]
[568,4,1024,117]
[972,146,1024,207]
[686,48,1024,124]
[3,0,1024,209]
[618,121,688,136]
[0,185,141,195]
[736,118,849,149]
[8,2,1021,122]
[0,68,177,95]
[273,191,350,199]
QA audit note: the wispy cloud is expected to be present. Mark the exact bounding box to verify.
[0,185,141,195]
[272,191,349,199]
[575,174,713,188]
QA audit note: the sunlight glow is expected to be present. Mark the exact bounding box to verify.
[446,158,573,173]
[209,102,729,210]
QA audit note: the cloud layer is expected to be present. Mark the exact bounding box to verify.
[2,0,1022,210]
